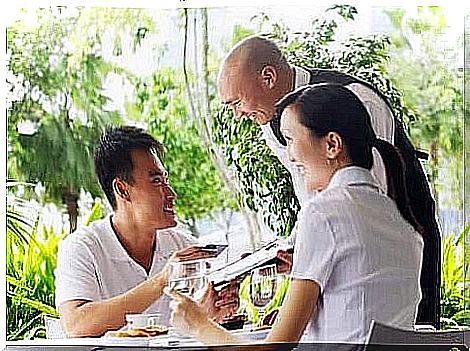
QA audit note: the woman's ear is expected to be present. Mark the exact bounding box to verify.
[260,65,278,89]
[325,131,344,160]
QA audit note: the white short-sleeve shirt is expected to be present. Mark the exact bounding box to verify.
[291,166,423,343]
[54,215,196,325]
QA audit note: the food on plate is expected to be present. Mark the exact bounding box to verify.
[105,325,169,338]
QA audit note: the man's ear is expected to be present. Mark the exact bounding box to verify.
[260,65,278,89]
[325,131,344,160]
[113,178,130,202]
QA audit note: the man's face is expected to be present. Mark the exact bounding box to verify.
[218,65,278,125]
[126,149,177,230]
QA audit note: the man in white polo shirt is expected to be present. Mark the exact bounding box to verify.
[55,126,216,337]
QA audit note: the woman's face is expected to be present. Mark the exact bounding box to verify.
[280,105,338,192]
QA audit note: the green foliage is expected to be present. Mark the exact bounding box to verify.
[385,6,463,209]
[214,109,299,237]
[7,216,64,340]
[85,199,104,225]
[131,68,236,229]
[67,7,155,63]
[7,204,34,244]
[6,196,105,340]
[440,223,469,329]
[230,24,255,47]
[237,274,290,324]
[6,8,126,200]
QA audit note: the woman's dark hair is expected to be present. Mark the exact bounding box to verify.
[94,126,165,209]
[276,84,423,235]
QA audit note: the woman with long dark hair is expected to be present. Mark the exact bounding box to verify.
[166,84,424,346]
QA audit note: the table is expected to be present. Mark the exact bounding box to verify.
[5,329,270,350]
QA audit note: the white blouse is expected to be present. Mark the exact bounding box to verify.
[291,166,423,343]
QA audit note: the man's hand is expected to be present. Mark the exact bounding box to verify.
[196,281,240,323]
[171,245,220,262]
[276,249,292,274]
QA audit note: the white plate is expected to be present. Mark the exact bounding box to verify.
[231,327,271,340]
[102,329,171,346]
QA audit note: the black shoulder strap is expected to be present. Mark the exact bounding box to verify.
[270,113,287,146]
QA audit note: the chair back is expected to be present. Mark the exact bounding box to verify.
[44,315,66,339]
[365,320,467,348]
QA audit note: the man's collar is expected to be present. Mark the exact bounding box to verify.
[268,66,310,147]
[106,214,158,261]
[294,66,310,89]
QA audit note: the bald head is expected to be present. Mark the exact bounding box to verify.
[219,36,290,80]
[227,36,288,73]
[217,36,294,125]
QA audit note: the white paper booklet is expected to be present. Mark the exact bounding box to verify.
[208,238,293,288]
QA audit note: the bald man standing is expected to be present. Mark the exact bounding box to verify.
[217,36,441,329]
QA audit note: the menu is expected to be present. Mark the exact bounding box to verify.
[208,238,293,289]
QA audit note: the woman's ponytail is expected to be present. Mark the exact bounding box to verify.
[371,138,424,236]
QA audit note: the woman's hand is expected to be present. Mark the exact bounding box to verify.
[165,287,211,336]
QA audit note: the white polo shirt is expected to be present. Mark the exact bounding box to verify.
[291,166,423,343]
[54,215,196,325]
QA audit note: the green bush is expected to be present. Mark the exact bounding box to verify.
[7,212,63,340]
[6,200,103,340]
[440,223,470,329]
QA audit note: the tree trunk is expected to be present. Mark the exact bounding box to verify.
[187,216,200,238]
[181,8,261,250]
[63,187,79,233]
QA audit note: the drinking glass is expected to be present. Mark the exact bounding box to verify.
[250,264,277,327]
[168,259,208,300]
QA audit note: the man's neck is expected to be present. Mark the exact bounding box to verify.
[111,212,156,270]
[279,64,295,97]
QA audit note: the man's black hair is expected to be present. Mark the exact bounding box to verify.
[94,126,164,209]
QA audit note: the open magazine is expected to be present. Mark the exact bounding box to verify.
[208,238,293,289]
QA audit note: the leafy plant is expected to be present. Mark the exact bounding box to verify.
[440,223,469,329]
[7,217,64,340]
[6,199,104,340]
[130,68,237,236]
